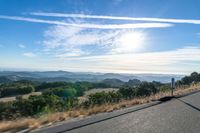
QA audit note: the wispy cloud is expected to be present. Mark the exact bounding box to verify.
[18,44,25,48]
[43,25,114,57]
[0,15,173,29]
[75,46,200,63]
[23,52,36,57]
[42,25,147,57]
[55,49,88,58]
[0,15,170,57]
[31,12,200,24]
[58,46,200,74]
[2,13,200,74]
[5,46,200,74]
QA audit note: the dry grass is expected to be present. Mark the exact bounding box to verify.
[1,84,200,132]
[84,88,119,96]
[0,92,41,102]
[0,113,71,132]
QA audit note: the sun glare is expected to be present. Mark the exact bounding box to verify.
[116,31,145,53]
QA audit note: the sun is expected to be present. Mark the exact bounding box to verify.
[115,31,145,53]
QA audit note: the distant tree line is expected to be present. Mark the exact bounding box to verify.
[0,81,110,98]
[1,72,199,120]
[85,81,160,106]
[176,72,200,86]
[0,81,35,97]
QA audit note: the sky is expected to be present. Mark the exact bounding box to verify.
[0,0,200,74]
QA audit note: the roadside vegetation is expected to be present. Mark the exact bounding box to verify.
[0,72,200,132]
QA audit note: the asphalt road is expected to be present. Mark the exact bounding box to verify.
[33,91,200,133]
[65,92,200,133]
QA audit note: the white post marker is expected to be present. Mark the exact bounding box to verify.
[171,78,175,96]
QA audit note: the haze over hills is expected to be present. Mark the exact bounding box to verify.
[0,71,184,83]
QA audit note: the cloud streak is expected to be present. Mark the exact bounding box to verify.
[0,15,173,29]
[69,46,200,63]
[57,46,200,74]
[42,25,148,57]
[23,52,36,57]
[18,44,25,48]
[31,12,200,24]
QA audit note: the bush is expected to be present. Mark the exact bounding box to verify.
[0,94,79,120]
[136,82,158,96]
[118,87,136,99]
[178,72,200,85]
[35,82,73,91]
[159,85,171,92]
[74,82,93,96]
[43,87,77,98]
[86,91,121,105]
[0,85,35,98]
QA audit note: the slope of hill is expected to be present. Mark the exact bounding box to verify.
[0,71,184,83]
[124,79,141,87]
[101,78,125,87]
[0,76,12,84]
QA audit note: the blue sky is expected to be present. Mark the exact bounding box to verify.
[0,0,200,74]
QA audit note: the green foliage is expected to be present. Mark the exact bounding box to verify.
[0,82,35,98]
[86,91,121,105]
[91,82,111,88]
[136,82,158,96]
[74,81,93,96]
[181,76,193,85]
[101,79,124,87]
[152,81,163,87]
[35,82,73,91]
[176,80,183,87]
[0,94,78,120]
[178,72,200,85]
[118,82,158,99]
[118,87,136,99]
[0,79,178,120]
[123,79,141,87]
[159,85,171,92]
[43,87,77,98]
[36,81,109,97]
[85,81,160,106]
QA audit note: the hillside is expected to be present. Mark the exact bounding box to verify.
[0,71,183,83]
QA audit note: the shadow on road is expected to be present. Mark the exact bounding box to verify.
[159,96,175,102]
[176,98,200,112]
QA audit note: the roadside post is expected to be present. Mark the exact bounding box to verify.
[171,78,175,96]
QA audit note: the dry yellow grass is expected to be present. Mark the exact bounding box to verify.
[0,92,42,103]
[0,84,200,132]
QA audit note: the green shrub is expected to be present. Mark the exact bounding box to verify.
[86,91,121,105]
[43,87,77,98]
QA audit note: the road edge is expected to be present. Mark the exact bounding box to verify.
[32,89,200,133]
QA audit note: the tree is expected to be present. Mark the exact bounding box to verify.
[87,91,121,105]
[181,76,192,85]
[190,72,200,83]
[123,79,141,87]
[118,87,136,99]
[43,87,77,98]
[136,82,157,96]
[0,84,35,98]
[159,85,171,92]
[176,80,183,87]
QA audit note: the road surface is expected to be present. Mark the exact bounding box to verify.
[34,91,200,133]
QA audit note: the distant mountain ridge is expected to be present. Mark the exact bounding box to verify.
[0,71,184,83]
